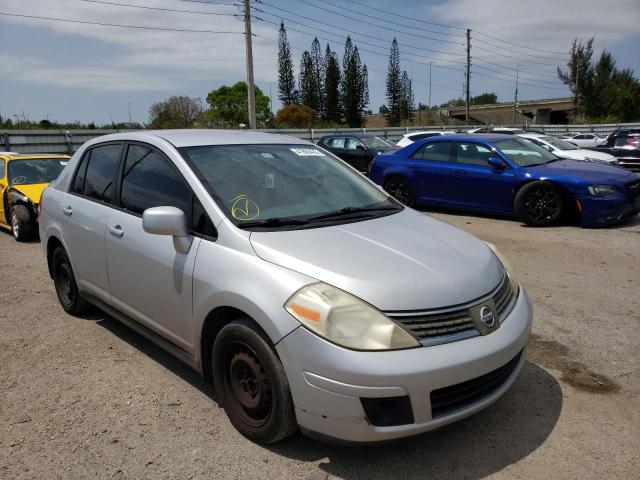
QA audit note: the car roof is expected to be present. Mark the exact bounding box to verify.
[88,129,313,148]
[404,131,454,136]
[423,133,517,142]
[518,133,546,139]
[319,133,378,139]
[0,153,71,161]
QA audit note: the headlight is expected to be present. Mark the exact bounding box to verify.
[285,283,419,350]
[587,185,617,196]
[484,242,519,294]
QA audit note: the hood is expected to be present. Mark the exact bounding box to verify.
[526,159,632,184]
[10,183,48,203]
[557,149,616,162]
[249,209,503,311]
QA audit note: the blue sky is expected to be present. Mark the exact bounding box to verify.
[1,0,639,125]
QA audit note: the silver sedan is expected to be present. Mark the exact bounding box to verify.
[39,130,533,444]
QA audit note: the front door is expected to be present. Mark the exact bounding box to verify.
[449,142,514,213]
[105,143,201,353]
[344,137,369,171]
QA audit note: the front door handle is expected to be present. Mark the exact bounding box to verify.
[63,207,73,216]
[109,225,124,237]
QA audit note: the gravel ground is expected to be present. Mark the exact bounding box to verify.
[1,211,639,480]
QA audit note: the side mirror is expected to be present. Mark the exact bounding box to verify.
[487,157,506,169]
[142,206,192,254]
[355,144,366,151]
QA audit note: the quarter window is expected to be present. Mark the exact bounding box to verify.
[455,143,493,166]
[192,195,216,238]
[412,142,452,162]
[82,144,122,202]
[120,144,191,216]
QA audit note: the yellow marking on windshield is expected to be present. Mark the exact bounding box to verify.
[230,194,260,221]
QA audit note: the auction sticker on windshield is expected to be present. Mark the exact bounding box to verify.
[290,148,324,156]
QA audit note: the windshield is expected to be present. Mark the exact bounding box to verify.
[362,136,393,148]
[540,136,578,150]
[178,144,401,230]
[494,138,560,167]
[8,158,67,186]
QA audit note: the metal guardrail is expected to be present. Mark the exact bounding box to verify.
[2,123,639,154]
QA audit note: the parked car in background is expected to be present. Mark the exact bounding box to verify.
[518,133,617,164]
[467,127,526,134]
[40,130,532,444]
[369,134,640,227]
[0,152,69,241]
[589,129,640,172]
[567,133,605,148]
[317,134,395,172]
[396,130,455,147]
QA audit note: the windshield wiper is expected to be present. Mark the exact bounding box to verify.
[236,217,311,229]
[307,205,402,222]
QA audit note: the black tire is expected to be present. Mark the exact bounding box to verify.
[11,204,35,242]
[384,176,415,207]
[52,246,90,315]
[514,181,565,226]
[212,318,297,444]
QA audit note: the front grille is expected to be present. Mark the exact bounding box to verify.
[626,179,640,199]
[430,350,523,418]
[619,158,640,173]
[388,273,516,346]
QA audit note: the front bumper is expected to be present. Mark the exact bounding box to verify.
[576,194,639,227]
[276,288,533,443]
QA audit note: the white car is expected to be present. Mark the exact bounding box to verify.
[396,130,455,147]
[518,133,617,164]
[467,127,525,134]
[567,133,605,148]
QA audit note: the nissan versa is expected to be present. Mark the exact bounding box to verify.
[40,130,533,444]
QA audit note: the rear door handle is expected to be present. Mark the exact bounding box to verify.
[453,169,467,175]
[63,207,73,216]
[109,225,124,237]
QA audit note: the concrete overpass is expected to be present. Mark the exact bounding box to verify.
[448,97,574,124]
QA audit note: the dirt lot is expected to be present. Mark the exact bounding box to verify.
[1,211,639,480]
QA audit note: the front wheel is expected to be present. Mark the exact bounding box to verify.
[11,204,35,242]
[212,318,297,444]
[384,176,415,207]
[514,181,565,226]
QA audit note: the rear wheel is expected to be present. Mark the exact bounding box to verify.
[212,318,297,444]
[384,176,415,207]
[52,247,90,315]
[11,205,35,242]
[514,181,564,226]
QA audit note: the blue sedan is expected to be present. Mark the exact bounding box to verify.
[369,134,640,227]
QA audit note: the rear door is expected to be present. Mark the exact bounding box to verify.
[60,143,123,298]
[406,141,455,204]
[448,141,514,213]
[322,137,347,160]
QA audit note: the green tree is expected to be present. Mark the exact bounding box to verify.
[149,96,203,129]
[558,38,595,117]
[385,38,402,126]
[324,44,342,123]
[471,92,497,105]
[341,38,369,127]
[298,51,320,111]
[206,82,271,127]
[399,70,414,123]
[277,22,297,105]
[310,38,326,120]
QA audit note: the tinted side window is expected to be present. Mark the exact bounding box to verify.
[326,137,345,148]
[192,195,217,238]
[345,137,364,150]
[412,142,452,162]
[455,143,492,166]
[70,150,90,194]
[83,144,122,202]
[120,144,191,216]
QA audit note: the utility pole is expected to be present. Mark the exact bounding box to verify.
[512,65,519,126]
[428,61,432,124]
[465,28,471,124]
[575,54,580,114]
[243,0,256,129]
[127,102,133,125]
[268,81,273,115]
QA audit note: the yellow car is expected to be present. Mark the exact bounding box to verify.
[0,152,70,241]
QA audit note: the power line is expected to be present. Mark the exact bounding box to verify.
[473,56,561,80]
[0,11,243,34]
[473,29,567,56]
[472,70,568,91]
[176,0,236,5]
[77,0,236,16]
[256,2,467,58]
[367,67,461,92]
[287,0,464,46]
[473,36,566,61]
[473,43,562,68]
[473,63,562,86]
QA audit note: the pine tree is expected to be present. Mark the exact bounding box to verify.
[277,22,297,105]
[310,38,326,121]
[298,51,319,111]
[385,38,402,126]
[557,37,595,118]
[399,70,414,123]
[341,38,369,127]
[324,44,342,123]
